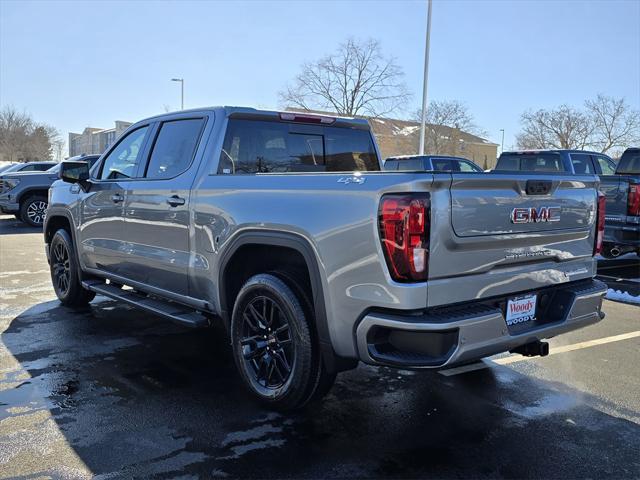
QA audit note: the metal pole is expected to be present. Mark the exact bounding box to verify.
[419,0,433,155]
[500,129,505,154]
[171,78,184,110]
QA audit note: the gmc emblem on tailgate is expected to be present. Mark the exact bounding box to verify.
[510,206,561,224]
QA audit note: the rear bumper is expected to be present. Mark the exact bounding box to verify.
[604,220,640,248]
[355,279,607,369]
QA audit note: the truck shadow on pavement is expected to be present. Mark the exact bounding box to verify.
[1,298,639,479]
[0,215,41,236]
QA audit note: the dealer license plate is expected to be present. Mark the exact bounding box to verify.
[505,294,537,326]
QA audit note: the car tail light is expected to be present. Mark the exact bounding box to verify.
[378,194,430,282]
[627,184,640,216]
[279,112,336,124]
[594,191,606,255]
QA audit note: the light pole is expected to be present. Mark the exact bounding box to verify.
[171,78,184,110]
[418,0,433,155]
[500,129,505,154]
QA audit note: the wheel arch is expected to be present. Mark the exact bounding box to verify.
[17,188,50,205]
[218,230,354,373]
[43,209,82,268]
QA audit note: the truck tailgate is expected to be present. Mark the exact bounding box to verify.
[427,173,599,307]
[450,175,594,236]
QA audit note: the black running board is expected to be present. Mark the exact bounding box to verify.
[83,280,210,328]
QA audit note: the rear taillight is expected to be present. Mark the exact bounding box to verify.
[594,191,606,255]
[627,184,640,216]
[378,194,430,282]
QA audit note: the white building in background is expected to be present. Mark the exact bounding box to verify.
[68,120,132,157]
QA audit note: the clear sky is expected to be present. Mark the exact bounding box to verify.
[1,0,638,152]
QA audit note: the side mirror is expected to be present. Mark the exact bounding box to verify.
[59,161,91,189]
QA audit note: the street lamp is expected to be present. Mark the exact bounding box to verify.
[418,0,433,155]
[171,78,184,110]
[500,129,505,154]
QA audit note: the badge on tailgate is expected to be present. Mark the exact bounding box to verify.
[506,294,537,326]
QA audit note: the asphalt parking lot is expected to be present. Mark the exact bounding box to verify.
[1,214,639,479]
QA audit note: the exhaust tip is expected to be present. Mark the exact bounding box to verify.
[509,340,549,358]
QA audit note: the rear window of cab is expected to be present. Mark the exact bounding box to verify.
[495,153,565,172]
[218,119,380,174]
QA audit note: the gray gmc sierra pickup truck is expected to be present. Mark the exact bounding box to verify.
[44,107,607,409]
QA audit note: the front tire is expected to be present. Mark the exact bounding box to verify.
[20,195,48,227]
[49,229,95,307]
[230,273,333,410]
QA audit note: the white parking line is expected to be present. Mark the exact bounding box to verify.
[494,330,640,365]
[440,330,640,376]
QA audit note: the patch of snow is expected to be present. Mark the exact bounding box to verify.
[394,125,419,136]
[373,119,385,124]
[606,288,640,304]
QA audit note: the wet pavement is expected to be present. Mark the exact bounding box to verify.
[1,214,639,479]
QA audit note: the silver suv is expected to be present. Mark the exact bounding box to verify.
[44,107,607,409]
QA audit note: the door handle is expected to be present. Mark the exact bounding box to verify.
[166,195,186,207]
[111,193,124,203]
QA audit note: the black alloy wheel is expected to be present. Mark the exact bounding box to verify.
[240,295,295,391]
[49,229,95,306]
[52,240,71,296]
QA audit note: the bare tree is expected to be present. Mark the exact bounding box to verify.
[516,105,593,150]
[414,100,484,155]
[0,106,60,162]
[516,96,640,153]
[585,94,640,154]
[280,38,410,117]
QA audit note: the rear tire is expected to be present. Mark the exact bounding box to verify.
[270,270,337,405]
[230,273,335,410]
[20,195,48,227]
[49,229,95,307]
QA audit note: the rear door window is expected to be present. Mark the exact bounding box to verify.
[145,118,205,179]
[218,119,379,174]
[570,153,596,174]
[432,158,457,171]
[458,160,482,172]
[594,155,615,175]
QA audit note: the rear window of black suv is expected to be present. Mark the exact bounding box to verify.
[495,152,565,172]
[616,149,640,174]
[218,119,380,174]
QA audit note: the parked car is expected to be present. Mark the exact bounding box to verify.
[45,107,606,410]
[599,147,640,257]
[0,155,99,226]
[494,150,615,175]
[384,154,483,172]
[0,163,18,174]
[0,161,58,175]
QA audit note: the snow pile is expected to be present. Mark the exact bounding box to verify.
[606,289,640,305]
[394,125,420,136]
